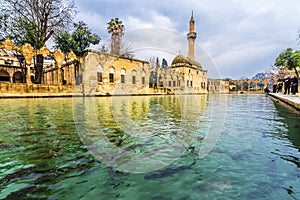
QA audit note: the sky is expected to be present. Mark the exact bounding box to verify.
[74,0,300,79]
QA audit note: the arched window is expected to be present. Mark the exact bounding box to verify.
[109,67,115,83]
[141,70,146,85]
[97,64,103,82]
[121,68,126,84]
[13,71,23,83]
[132,70,137,84]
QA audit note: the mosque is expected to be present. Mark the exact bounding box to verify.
[150,12,208,94]
[0,13,229,96]
[80,12,210,95]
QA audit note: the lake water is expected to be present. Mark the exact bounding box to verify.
[0,94,299,199]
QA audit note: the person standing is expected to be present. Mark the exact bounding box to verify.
[291,75,298,95]
[277,79,283,93]
[284,75,291,95]
[272,82,277,93]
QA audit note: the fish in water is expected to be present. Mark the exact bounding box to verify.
[265,157,277,178]
[144,160,196,180]
[195,178,232,192]
[231,149,253,160]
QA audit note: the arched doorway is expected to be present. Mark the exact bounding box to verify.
[258,81,264,90]
[236,82,242,91]
[0,70,10,82]
[242,82,249,91]
[250,81,257,91]
[13,71,24,83]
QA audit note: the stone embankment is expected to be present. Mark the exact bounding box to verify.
[269,93,300,111]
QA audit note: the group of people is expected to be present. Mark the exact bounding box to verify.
[272,75,298,95]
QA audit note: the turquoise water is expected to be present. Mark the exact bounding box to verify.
[0,94,299,199]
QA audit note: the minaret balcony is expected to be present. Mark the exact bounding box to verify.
[187,32,197,39]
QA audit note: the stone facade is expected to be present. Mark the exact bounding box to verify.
[79,50,150,96]
[151,56,208,94]
[0,14,231,97]
[0,49,25,83]
[207,79,230,94]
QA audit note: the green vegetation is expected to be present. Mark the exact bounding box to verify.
[162,58,168,68]
[275,48,300,78]
[0,0,76,49]
[53,21,100,56]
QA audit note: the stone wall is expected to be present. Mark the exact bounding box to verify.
[207,79,230,94]
[0,83,76,96]
[80,50,150,96]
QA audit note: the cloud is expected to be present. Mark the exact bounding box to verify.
[125,11,175,30]
[74,0,300,79]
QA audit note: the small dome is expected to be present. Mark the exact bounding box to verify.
[171,55,190,65]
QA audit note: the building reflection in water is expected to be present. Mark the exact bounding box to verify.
[73,95,210,173]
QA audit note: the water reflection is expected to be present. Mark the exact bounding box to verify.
[73,95,211,173]
[0,98,95,199]
[0,95,299,199]
[272,102,300,168]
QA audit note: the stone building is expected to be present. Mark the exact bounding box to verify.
[0,13,223,96]
[0,39,78,96]
[79,50,150,96]
[0,49,26,83]
[0,43,77,87]
[151,12,208,94]
[207,79,230,94]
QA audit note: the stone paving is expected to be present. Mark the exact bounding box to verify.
[269,92,300,111]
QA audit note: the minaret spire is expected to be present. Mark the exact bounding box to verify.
[187,11,197,59]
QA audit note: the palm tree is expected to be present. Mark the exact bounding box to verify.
[107,18,124,55]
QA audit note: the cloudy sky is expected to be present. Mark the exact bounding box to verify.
[74,0,300,79]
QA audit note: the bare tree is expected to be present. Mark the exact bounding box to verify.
[99,44,109,54]
[120,40,134,58]
[146,56,160,69]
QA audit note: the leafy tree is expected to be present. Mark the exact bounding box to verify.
[107,18,124,55]
[0,0,77,83]
[53,32,74,55]
[162,58,168,68]
[275,48,300,78]
[72,22,100,55]
[53,21,100,56]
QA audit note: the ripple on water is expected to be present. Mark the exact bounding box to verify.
[0,95,299,199]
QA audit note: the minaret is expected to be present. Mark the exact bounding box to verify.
[187,11,197,59]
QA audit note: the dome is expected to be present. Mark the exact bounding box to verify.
[171,54,202,69]
[171,55,190,65]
